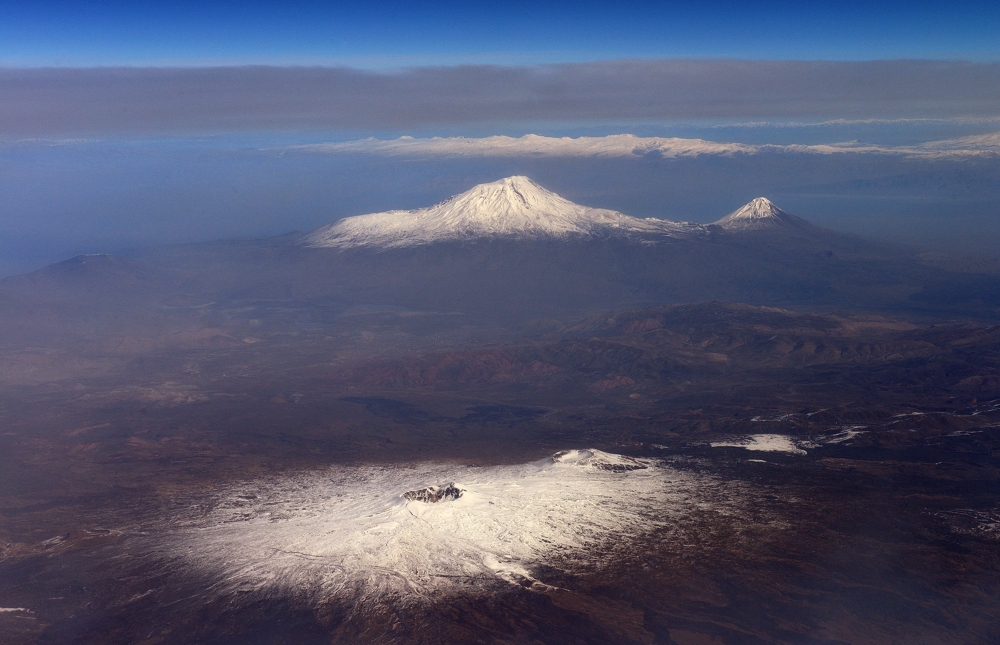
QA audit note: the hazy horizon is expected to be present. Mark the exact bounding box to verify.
[4,122,1000,276]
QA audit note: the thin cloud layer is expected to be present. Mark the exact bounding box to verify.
[3,60,1000,136]
[301,134,754,158]
[291,132,1000,159]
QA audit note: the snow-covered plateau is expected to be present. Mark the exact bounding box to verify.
[157,449,747,613]
[304,175,791,249]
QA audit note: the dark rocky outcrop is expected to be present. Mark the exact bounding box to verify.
[403,484,464,503]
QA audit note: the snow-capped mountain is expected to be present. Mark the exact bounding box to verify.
[305,176,698,248]
[160,450,715,612]
[713,197,810,231]
[10,181,944,327]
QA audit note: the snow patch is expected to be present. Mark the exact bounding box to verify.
[823,426,867,444]
[710,434,808,455]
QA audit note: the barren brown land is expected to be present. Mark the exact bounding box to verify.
[1,301,998,644]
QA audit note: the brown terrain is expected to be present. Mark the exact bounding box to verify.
[1,301,999,644]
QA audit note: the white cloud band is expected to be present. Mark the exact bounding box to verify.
[290,132,1000,160]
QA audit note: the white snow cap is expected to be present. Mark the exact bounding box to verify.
[305,176,696,248]
[713,197,804,230]
[156,450,745,610]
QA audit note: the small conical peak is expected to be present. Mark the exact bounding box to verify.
[713,197,806,231]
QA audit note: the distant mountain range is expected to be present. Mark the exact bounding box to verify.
[2,176,998,347]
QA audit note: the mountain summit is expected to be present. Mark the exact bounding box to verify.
[713,197,808,231]
[305,176,694,248]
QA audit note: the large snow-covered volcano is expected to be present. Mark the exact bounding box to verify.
[305,176,699,248]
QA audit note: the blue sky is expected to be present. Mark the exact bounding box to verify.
[3,1,1000,67]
